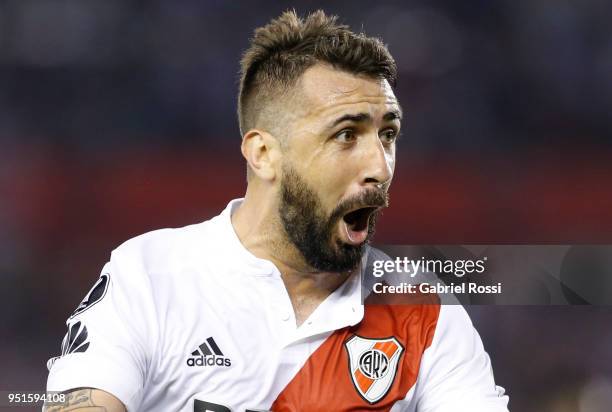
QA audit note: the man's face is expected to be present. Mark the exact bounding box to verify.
[278,64,401,272]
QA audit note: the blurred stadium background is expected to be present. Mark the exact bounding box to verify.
[1,1,612,411]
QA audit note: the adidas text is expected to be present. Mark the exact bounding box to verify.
[187,355,231,367]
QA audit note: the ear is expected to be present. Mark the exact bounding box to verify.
[241,129,281,181]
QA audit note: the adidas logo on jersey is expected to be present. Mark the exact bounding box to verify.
[187,337,231,367]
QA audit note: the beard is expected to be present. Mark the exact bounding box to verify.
[279,165,387,273]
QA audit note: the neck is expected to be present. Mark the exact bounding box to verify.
[232,185,355,325]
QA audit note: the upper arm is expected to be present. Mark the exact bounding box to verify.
[413,305,509,412]
[46,248,156,411]
[44,388,126,412]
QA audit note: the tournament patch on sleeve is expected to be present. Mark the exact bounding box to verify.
[70,273,110,319]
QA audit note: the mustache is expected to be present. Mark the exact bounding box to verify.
[329,188,389,222]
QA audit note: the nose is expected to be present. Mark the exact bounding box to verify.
[360,134,394,187]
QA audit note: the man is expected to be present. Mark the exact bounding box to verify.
[45,10,509,411]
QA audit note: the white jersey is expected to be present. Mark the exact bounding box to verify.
[47,199,509,411]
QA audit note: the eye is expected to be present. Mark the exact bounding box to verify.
[334,129,357,143]
[380,128,399,144]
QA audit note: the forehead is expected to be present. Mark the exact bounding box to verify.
[296,64,399,120]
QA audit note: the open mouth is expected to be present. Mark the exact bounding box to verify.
[340,206,378,245]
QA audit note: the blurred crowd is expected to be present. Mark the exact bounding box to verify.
[1,1,611,411]
[1,0,612,150]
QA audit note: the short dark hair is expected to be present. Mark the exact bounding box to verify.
[238,10,397,135]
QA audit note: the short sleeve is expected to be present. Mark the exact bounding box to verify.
[46,248,155,411]
[413,305,509,411]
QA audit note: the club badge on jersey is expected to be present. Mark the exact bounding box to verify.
[345,335,404,404]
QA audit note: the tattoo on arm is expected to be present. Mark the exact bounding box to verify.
[44,388,108,411]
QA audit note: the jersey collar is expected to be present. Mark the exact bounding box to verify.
[217,198,279,275]
[216,198,366,332]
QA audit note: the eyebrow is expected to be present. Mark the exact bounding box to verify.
[328,109,402,129]
[329,113,370,128]
[384,109,402,122]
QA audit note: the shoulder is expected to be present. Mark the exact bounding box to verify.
[431,305,477,345]
[109,214,224,283]
[111,217,218,264]
[113,222,204,261]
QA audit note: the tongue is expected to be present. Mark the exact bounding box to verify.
[343,220,368,245]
